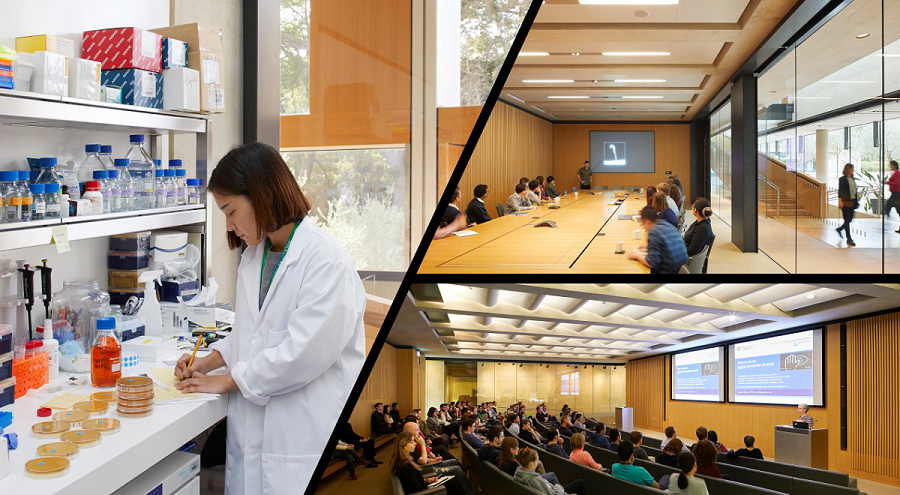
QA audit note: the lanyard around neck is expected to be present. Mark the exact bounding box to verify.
[259,221,300,307]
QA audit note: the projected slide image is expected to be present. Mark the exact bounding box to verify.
[733,331,815,404]
[781,351,812,371]
[604,142,627,166]
[672,347,724,402]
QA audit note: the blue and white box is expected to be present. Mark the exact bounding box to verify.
[161,37,188,69]
[101,68,163,109]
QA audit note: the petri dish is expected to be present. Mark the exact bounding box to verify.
[116,396,155,408]
[116,376,154,392]
[73,400,109,417]
[116,389,155,401]
[31,421,71,439]
[53,410,90,428]
[25,457,70,479]
[90,391,117,403]
[116,401,154,413]
[60,429,102,448]
[116,406,154,418]
[37,442,80,460]
[82,418,121,435]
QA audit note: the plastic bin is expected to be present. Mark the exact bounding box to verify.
[109,269,149,289]
[13,352,48,399]
[161,279,200,303]
[0,352,11,381]
[0,323,11,355]
[109,231,151,251]
[109,287,143,307]
[0,378,13,409]
[108,250,150,270]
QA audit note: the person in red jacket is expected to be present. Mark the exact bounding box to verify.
[885,160,900,233]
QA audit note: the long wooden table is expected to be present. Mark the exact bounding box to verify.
[419,191,653,273]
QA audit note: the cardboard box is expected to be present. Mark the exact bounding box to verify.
[162,67,199,112]
[32,51,68,96]
[101,85,121,103]
[68,58,101,101]
[13,52,34,92]
[16,34,76,59]
[83,28,162,72]
[151,24,224,113]
[161,38,188,69]
[101,69,163,109]
[150,23,223,53]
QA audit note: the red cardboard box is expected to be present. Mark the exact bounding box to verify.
[83,27,161,72]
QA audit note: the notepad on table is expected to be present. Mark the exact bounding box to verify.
[428,476,455,488]
[453,230,478,237]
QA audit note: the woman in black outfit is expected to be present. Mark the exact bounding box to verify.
[683,197,714,257]
[656,437,683,468]
[391,432,470,495]
[836,163,859,246]
[390,403,403,424]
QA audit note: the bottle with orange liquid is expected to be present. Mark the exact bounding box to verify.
[91,317,121,388]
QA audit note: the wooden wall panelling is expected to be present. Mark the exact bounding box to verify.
[552,124,691,202]
[626,355,665,430]
[438,106,483,193]
[349,343,398,438]
[457,101,554,220]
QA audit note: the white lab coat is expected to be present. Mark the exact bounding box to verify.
[209,219,366,495]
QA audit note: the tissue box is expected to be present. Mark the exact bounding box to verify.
[68,58,101,101]
[122,337,177,363]
[102,85,121,103]
[32,51,68,96]
[150,230,189,263]
[83,28,162,72]
[162,67,199,112]
[161,38,188,69]
[101,69,163,109]
[16,34,76,59]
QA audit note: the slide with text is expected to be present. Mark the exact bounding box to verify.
[733,331,815,404]
[673,348,722,401]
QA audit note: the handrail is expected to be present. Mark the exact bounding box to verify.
[758,174,780,218]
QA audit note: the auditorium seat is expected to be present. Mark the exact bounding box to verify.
[792,477,861,495]
[391,474,447,495]
[643,445,662,458]
[641,435,663,449]
[459,434,544,495]
[723,479,789,495]
[793,465,854,488]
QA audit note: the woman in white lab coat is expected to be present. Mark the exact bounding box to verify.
[174,142,366,494]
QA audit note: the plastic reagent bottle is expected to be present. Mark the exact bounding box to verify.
[29,184,45,220]
[43,318,59,379]
[17,171,32,222]
[44,183,61,218]
[78,144,105,197]
[164,169,177,207]
[99,145,116,171]
[154,169,167,209]
[124,135,155,210]
[108,169,121,212]
[83,181,103,215]
[114,158,134,212]
[174,167,187,205]
[93,170,111,214]
[91,317,121,388]
[186,178,201,205]
[1,171,21,223]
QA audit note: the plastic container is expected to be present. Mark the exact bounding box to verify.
[53,410,90,427]
[109,287,143,306]
[73,400,109,416]
[0,377,13,409]
[109,269,149,289]
[51,279,110,371]
[99,145,116,171]
[186,178,200,205]
[108,250,150,270]
[82,417,121,435]
[0,323,10,354]
[125,135,155,210]
[114,158,134,212]
[93,170,111,214]
[44,182,61,218]
[109,231,151,251]
[37,442,80,460]
[24,457,71,479]
[42,318,59,379]
[117,396,155,408]
[0,352,10,381]
[60,429,102,448]
[13,352,48,399]
[83,180,103,215]
[78,144,105,196]
[31,420,70,438]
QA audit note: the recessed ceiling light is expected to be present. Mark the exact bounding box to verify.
[615,79,666,83]
[549,96,590,99]
[789,96,830,100]
[634,9,650,17]
[821,80,874,84]
[579,0,678,4]
[856,33,870,39]
[602,52,670,56]
[519,52,550,56]
[572,52,580,56]
[531,106,545,113]
[622,95,664,99]
[505,93,526,103]
[807,294,816,299]
[522,79,575,83]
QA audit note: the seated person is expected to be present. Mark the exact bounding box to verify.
[573,413,585,430]
[461,418,486,449]
[371,403,399,434]
[726,435,764,460]
[645,185,657,206]
[606,428,621,451]
[657,438,684,468]
[520,177,530,186]
[426,407,446,438]
[466,184,492,224]
[513,447,587,495]
[417,409,449,449]
[696,426,708,443]
[390,403,402,424]
[339,422,381,465]
[536,176,550,201]
[569,432,603,470]
[391,432,474,495]
[692,440,726,479]
[434,188,471,239]
[611,441,659,489]
[558,416,575,437]
[332,439,373,480]
[519,418,542,445]
[683,198,714,257]
[657,182,679,213]
[708,431,728,454]
[505,183,534,215]
[627,206,689,274]
[478,426,505,465]
[667,179,683,209]
[507,413,521,437]
[797,403,815,427]
[545,428,569,459]
[631,431,650,460]
[546,176,560,199]
[660,426,690,452]
[499,437,562,485]
[590,422,610,449]
[652,191,678,227]
[526,180,551,206]
[661,452,709,495]
[404,417,456,463]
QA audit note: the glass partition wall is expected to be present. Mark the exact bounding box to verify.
[755,0,899,273]
[710,102,733,228]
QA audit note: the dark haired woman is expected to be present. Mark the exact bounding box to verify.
[174,141,366,494]
[683,197,714,257]
[836,163,859,246]
[667,452,709,495]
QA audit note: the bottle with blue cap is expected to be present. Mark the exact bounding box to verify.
[154,169,167,209]
[35,157,61,189]
[114,158,134,212]
[1,171,21,223]
[108,169,121,212]
[93,170,111,214]
[16,171,32,222]
[186,178,201,205]
[164,169,177,207]
[43,183,61,218]
[29,184,45,220]
[91,316,121,388]
[173,165,187,205]
[124,135,155,210]
[78,144,105,197]
[99,145,115,171]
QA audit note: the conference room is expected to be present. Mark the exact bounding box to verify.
[423,0,900,274]
[314,283,900,495]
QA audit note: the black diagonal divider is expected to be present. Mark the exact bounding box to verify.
[304,1,544,492]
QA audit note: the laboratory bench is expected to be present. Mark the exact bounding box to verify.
[0,351,227,495]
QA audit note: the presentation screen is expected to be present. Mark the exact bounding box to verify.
[589,131,655,173]
[728,329,824,406]
[671,347,725,402]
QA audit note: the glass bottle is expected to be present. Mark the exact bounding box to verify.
[186,178,200,205]
[164,169,177,207]
[78,144,105,197]
[36,157,62,189]
[44,183,61,219]
[16,171,32,222]
[174,168,187,205]
[1,171,21,223]
[154,169,167,209]
[99,145,116,171]
[93,170,111,214]
[91,316,121,388]
[108,169,121,212]
[51,279,110,371]
[29,184,45,221]
[124,135,155,210]
[114,158,134,212]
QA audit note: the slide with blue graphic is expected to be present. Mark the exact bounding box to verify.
[731,330,820,405]
[672,347,724,402]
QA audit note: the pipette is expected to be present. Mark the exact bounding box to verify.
[17,264,35,339]
[36,259,53,319]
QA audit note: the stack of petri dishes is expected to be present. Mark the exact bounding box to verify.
[115,376,154,418]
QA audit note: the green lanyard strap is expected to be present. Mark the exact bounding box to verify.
[259,221,301,308]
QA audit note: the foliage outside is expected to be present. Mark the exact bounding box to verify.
[460,0,530,105]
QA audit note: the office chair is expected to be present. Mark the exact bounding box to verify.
[496,203,505,217]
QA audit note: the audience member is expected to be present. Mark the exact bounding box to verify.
[667,179,683,209]
[505,183,534,215]
[514,447,587,495]
[573,413,585,429]
[569,432,603,470]
[590,422,610,449]
[507,413,521,437]
[332,439,373,480]
[466,184,492,224]
[606,428,621,451]
[726,435,764,460]
[519,419,541,445]
[499,437,563,484]
[646,186,657,206]
[670,175,684,195]
[696,426,708,443]
[577,161,592,190]
[372,403,399,434]
[693,440,725,479]
[559,416,575,437]
[526,180,551,206]
[390,432,473,495]
[657,438,685,468]
[418,409,449,448]
[404,417,456,463]
[536,176,550,201]
[627,206,689,274]
[652,191,678,227]
[441,187,465,225]
[434,189,470,240]
[462,419,486,449]
[657,183,679,213]
[611,441,659,489]
[520,177,530,186]
[478,426,505,465]
[546,176,560,199]
[631,431,649,460]
[664,452,710,495]
[339,422,381,466]
[684,197,714,257]
[708,431,728,453]
[545,428,569,459]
